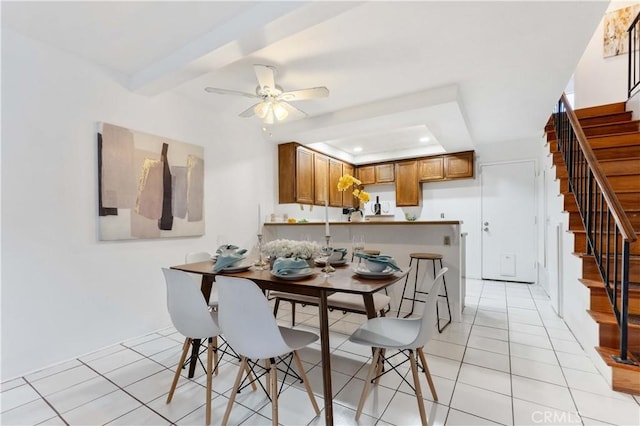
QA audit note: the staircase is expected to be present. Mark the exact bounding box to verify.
[546,99,640,395]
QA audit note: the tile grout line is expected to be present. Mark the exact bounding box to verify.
[22,377,69,426]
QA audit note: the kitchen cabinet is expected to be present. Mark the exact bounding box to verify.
[342,163,356,208]
[395,160,420,206]
[278,143,314,204]
[444,151,474,179]
[357,165,375,185]
[329,159,344,207]
[314,154,329,205]
[419,157,444,181]
[375,163,395,183]
[357,164,394,184]
[278,142,356,207]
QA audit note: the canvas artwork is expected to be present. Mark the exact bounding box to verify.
[98,122,205,240]
[603,4,640,58]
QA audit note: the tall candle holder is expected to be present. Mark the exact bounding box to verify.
[321,235,335,275]
[253,234,269,270]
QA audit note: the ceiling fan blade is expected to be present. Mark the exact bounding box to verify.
[254,64,276,91]
[204,87,258,99]
[280,101,308,117]
[238,103,259,118]
[278,87,329,101]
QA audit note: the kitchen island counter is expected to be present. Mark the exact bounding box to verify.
[263,221,467,321]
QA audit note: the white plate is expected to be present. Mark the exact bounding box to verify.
[353,267,396,279]
[270,268,316,280]
[218,264,251,273]
[314,258,348,266]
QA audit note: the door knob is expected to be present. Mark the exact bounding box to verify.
[484,222,489,226]
[483,227,489,232]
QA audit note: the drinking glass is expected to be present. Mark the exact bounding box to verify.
[352,235,365,262]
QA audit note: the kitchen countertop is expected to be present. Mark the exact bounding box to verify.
[264,220,462,226]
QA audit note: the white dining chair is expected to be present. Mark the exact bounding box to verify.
[162,267,220,425]
[215,276,321,426]
[348,267,448,426]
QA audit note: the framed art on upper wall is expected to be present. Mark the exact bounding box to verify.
[97,122,204,240]
[603,4,640,58]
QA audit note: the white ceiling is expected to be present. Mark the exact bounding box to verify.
[1,1,608,164]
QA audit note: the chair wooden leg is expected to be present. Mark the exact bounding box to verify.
[417,347,438,401]
[409,350,428,426]
[264,359,271,397]
[206,341,214,425]
[356,348,381,420]
[374,348,385,385]
[291,302,296,327]
[213,336,219,376]
[222,356,247,426]
[270,359,278,426]
[167,338,191,403]
[292,350,320,415]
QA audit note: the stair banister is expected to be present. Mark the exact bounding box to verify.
[554,93,637,365]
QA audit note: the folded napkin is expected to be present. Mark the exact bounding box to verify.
[329,248,348,261]
[354,253,401,271]
[272,257,310,275]
[216,244,247,256]
[213,251,246,272]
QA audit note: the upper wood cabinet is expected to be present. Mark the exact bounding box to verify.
[395,160,420,206]
[375,163,395,183]
[342,163,356,208]
[357,164,395,184]
[419,151,474,182]
[278,143,314,204]
[444,151,474,179]
[278,142,356,207]
[314,154,329,205]
[328,159,344,207]
[357,165,375,185]
[419,157,444,182]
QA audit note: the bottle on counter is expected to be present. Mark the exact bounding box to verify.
[373,196,381,215]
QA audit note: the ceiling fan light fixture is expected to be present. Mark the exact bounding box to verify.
[254,102,271,119]
[272,102,288,121]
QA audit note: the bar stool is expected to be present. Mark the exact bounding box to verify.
[397,253,451,332]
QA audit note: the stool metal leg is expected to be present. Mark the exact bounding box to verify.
[396,257,414,317]
[437,259,452,333]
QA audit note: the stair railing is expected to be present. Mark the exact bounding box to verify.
[553,93,637,365]
[629,11,640,99]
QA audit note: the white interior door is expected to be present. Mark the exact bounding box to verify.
[481,161,536,283]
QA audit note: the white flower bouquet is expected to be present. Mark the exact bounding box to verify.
[262,239,322,259]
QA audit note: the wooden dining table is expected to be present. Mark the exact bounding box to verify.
[170,260,409,426]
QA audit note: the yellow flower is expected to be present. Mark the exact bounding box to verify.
[338,174,370,208]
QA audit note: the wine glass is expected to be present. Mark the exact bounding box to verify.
[352,235,365,262]
[321,237,335,276]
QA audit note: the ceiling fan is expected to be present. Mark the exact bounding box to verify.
[205,64,329,124]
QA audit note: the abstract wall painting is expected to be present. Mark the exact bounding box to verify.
[98,122,204,240]
[603,4,640,58]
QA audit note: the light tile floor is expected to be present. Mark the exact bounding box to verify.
[2,278,640,425]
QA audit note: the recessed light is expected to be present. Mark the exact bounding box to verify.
[419,137,430,143]
[353,146,363,152]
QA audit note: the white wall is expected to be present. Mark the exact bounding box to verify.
[574,1,639,108]
[1,29,276,380]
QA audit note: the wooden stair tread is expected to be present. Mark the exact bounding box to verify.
[597,346,640,371]
[580,278,640,292]
[588,310,640,327]
[575,102,626,118]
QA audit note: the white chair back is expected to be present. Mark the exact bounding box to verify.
[186,251,212,263]
[409,267,448,348]
[162,268,219,339]
[216,276,292,359]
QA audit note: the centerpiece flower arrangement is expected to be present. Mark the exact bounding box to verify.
[262,239,322,260]
[337,174,370,220]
